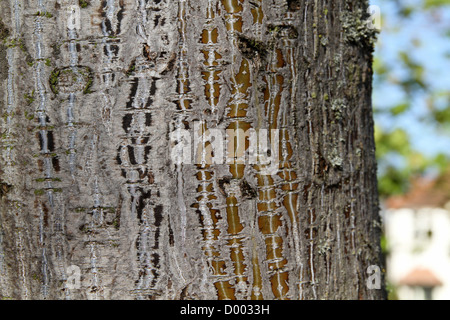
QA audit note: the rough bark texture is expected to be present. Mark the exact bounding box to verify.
[0,0,385,300]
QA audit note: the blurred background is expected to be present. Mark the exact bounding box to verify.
[371,0,450,300]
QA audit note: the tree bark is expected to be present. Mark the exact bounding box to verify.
[0,0,385,300]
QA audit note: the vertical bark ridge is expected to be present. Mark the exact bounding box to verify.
[99,0,121,134]
[281,10,305,299]
[220,0,253,298]
[248,1,265,300]
[33,1,69,299]
[255,43,289,299]
[250,3,303,299]
[200,0,222,117]
[72,0,124,300]
[192,140,235,299]
[65,5,86,300]
[175,0,192,249]
[120,0,173,299]
[192,0,236,299]
[0,0,21,300]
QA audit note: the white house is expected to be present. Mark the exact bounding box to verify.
[384,174,450,300]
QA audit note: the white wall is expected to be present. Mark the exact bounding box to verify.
[385,207,450,299]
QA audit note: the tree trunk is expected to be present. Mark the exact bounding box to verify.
[0,0,385,300]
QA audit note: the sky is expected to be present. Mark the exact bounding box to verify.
[371,0,450,158]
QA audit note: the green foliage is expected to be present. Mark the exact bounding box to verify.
[375,127,410,158]
[387,282,399,300]
[398,51,427,93]
[389,102,410,116]
[375,124,449,196]
[424,0,450,8]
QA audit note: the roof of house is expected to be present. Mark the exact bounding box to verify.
[385,170,450,210]
[398,268,443,287]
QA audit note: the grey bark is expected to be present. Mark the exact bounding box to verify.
[0,0,385,300]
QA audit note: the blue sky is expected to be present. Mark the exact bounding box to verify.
[371,0,450,157]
